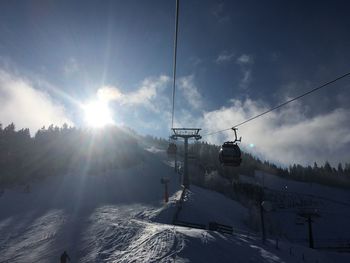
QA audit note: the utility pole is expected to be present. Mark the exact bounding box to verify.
[161,177,170,203]
[174,152,177,172]
[297,209,320,249]
[260,202,266,243]
[171,128,201,189]
[259,188,266,244]
[259,189,273,244]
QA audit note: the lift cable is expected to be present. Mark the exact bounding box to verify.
[202,71,350,137]
[171,0,180,129]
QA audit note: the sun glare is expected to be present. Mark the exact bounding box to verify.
[83,100,114,128]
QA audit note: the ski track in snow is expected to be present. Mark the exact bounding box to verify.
[0,205,185,263]
[0,210,67,262]
[79,207,183,263]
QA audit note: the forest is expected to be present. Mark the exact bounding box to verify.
[145,135,350,189]
[1,123,350,189]
[0,123,141,186]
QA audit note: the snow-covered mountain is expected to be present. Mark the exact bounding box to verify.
[0,147,348,262]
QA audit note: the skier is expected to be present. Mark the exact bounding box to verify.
[60,251,70,263]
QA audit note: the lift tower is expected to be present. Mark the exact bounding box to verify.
[171,128,201,189]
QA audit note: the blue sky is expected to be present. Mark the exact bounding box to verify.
[0,0,350,165]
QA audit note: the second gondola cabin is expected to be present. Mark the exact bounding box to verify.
[219,141,242,166]
[167,143,177,155]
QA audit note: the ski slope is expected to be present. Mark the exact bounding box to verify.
[0,149,180,262]
[240,171,350,252]
[0,147,347,262]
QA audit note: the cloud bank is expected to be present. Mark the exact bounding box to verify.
[178,75,203,110]
[94,75,172,132]
[93,73,350,166]
[96,72,349,166]
[200,99,350,166]
[0,70,73,134]
[96,75,170,113]
[95,75,205,131]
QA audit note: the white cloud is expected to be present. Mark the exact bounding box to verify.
[236,54,254,65]
[239,69,252,88]
[97,85,124,101]
[96,75,171,113]
[93,73,350,167]
[173,108,200,129]
[199,99,350,166]
[215,51,235,64]
[178,75,203,110]
[236,54,254,88]
[0,70,73,134]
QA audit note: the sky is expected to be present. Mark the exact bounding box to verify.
[0,0,350,166]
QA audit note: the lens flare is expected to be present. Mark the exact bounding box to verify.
[83,100,114,127]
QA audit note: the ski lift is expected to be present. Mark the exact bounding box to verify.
[219,128,242,166]
[167,142,177,155]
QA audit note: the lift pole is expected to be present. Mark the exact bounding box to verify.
[260,199,266,244]
[161,177,170,203]
[171,128,201,189]
[175,150,178,173]
[297,209,320,249]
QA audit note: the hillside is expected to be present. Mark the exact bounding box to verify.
[1,145,348,262]
[242,171,350,247]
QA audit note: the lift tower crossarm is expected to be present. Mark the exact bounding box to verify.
[171,128,201,139]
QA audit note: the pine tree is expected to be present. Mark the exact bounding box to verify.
[338,163,344,174]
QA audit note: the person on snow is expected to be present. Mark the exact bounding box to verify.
[60,251,70,263]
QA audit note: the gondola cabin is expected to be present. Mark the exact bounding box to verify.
[219,141,242,166]
[167,143,177,155]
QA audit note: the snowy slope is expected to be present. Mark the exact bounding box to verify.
[0,147,348,262]
[176,185,249,230]
[0,149,180,262]
[253,170,350,203]
[160,183,343,263]
[240,171,350,252]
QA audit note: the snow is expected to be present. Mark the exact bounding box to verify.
[240,171,350,243]
[177,185,249,231]
[0,148,348,262]
[0,151,180,262]
[253,170,350,203]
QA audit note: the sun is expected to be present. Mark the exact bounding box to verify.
[83,100,114,127]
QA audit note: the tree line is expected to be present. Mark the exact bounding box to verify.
[148,137,350,189]
[1,124,349,189]
[0,123,141,186]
